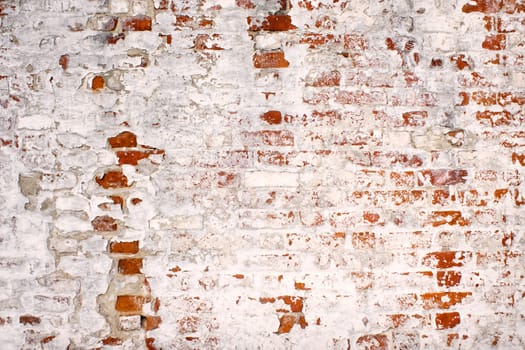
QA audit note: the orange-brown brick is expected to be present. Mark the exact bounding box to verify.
[422,251,470,269]
[247,15,296,31]
[421,292,472,309]
[260,110,282,125]
[92,215,118,232]
[115,295,145,313]
[122,16,152,31]
[92,76,104,90]
[96,170,129,189]
[142,316,162,331]
[108,131,137,148]
[118,258,143,274]
[437,271,462,287]
[435,312,461,329]
[253,51,289,68]
[109,241,139,254]
[19,315,41,325]
[356,334,388,350]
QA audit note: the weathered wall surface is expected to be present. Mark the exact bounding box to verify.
[1,0,525,348]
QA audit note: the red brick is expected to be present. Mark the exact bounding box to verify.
[102,337,123,346]
[299,33,338,48]
[118,258,143,274]
[142,316,162,331]
[277,314,295,334]
[194,34,224,50]
[236,0,255,9]
[462,0,502,13]
[356,334,388,350]
[512,152,525,166]
[108,131,137,148]
[422,251,470,269]
[435,312,461,329]
[482,34,506,50]
[19,315,40,325]
[429,211,470,227]
[115,295,145,313]
[59,54,69,70]
[122,16,152,31]
[95,170,129,189]
[253,51,289,68]
[247,15,297,31]
[92,75,104,90]
[109,241,139,254]
[343,34,368,50]
[116,149,164,165]
[92,215,118,232]
[402,111,428,127]
[419,169,468,186]
[437,271,462,287]
[421,292,472,309]
[260,110,282,125]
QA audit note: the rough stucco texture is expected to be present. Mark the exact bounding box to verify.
[1,0,525,348]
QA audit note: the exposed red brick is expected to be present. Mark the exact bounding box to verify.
[482,34,506,50]
[356,334,389,350]
[247,15,297,31]
[107,33,125,45]
[118,258,143,274]
[512,152,525,166]
[142,316,162,331]
[277,314,295,333]
[422,251,470,269]
[236,0,255,8]
[116,149,164,165]
[102,337,123,346]
[294,282,311,290]
[92,75,105,90]
[402,111,428,126]
[59,54,69,70]
[419,169,468,186]
[253,51,290,68]
[41,336,55,344]
[95,170,129,189]
[300,33,338,48]
[476,110,512,126]
[194,34,224,50]
[421,292,472,309]
[19,315,40,325]
[450,54,473,70]
[145,337,157,350]
[430,58,443,67]
[122,16,152,31]
[92,215,118,232]
[429,211,471,227]
[344,34,368,50]
[437,271,462,287]
[110,195,124,209]
[462,0,502,13]
[108,131,138,148]
[278,296,303,312]
[261,110,282,125]
[115,295,145,313]
[435,312,461,329]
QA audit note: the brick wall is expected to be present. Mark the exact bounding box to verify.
[1,0,525,348]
